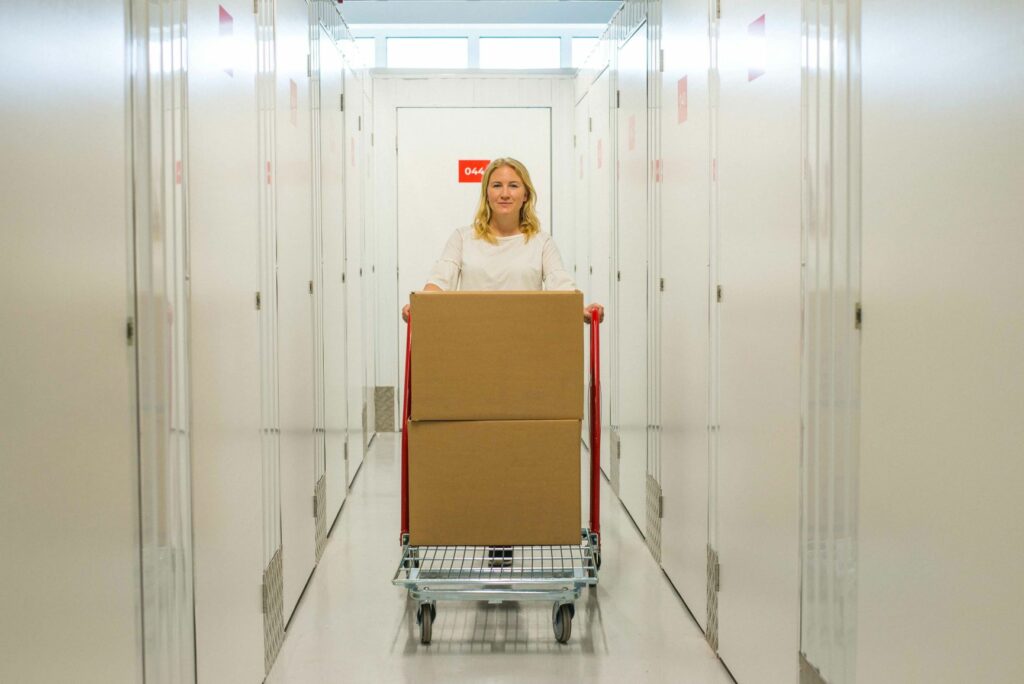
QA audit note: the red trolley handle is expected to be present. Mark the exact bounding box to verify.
[586,304,602,545]
[400,316,412,543]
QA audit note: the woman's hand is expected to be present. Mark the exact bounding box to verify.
[402,283,443,322]
[584,303,605,324]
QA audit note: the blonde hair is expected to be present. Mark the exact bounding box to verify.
[472,158,541,244]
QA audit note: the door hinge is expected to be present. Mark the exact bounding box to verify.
[344,441,349,460]
[358,115,362,131]
[307,54,312,78]
[260,583,266,613]
[716,285,723,303]
[659,48,665,73]
[617,271,622,282]
[341,272,346,284]
[855,302,863,330]
[658,494,665,518]
[588,116,593,132]
[308,280,314,295]
[255,291,262,310]
[573,134,577,148]
[715,561,721,591]
[313,493,318,517]
[125,317,135,345]
[340,93,344,111]
[616,90,621,108]
[589,265,593,275]
[659,277,665,292]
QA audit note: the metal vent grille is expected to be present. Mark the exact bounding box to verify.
[610,430,621,496]
[374,386,396,431]
[706,545,719,652]
[314,475,327,560]
[262,548,285,673]
[645,474,662,562]
[800,652,829,684]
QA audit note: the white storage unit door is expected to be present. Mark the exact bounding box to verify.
[345,67,367,484]
[615,26,650,528]
[0,2,142,681]
[276,0,317,623]
[658,0,713,631]
[714,4,802,682]
[188,0,265,681]
[587,70,614,478]
[395,106,553,408]
[320,30,349,524]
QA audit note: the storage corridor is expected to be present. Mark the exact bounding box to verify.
[266,433,733,684]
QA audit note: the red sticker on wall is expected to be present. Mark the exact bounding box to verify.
[175,160,182,185]
[219,6,234,78]
[748,15,767,81]
[678,76,688,124]
[458,159,490,183]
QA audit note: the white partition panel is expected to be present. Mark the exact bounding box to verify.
[857,1,1024,681]
[321,32,349,524]
[714,2,802,681]
[345,67,367,483]
[276,0,317,621]
[659,0,713,629]
[188,1,265,681]
[615,25,650,528]
[0,3,142,680]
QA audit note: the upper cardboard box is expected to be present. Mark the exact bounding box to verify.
[410,291,583,421]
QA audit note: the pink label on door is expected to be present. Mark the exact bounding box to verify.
[678,76,689,124]
[219,6,234,77]
[748,15,767,81]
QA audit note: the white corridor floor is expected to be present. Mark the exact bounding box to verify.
[266,432,735,684]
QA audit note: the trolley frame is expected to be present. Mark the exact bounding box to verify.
[393,303,603,644]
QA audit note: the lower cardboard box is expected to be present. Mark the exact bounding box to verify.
[408,419,581,546]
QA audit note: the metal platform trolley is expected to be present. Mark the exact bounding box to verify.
[393,305,604,645]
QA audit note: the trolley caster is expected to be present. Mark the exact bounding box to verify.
[552,602,575,644]
[416,602,436,644]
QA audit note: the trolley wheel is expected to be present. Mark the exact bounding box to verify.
[552,603,574,643]
[417,603,435,644]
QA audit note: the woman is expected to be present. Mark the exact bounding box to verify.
[401,157,604,322]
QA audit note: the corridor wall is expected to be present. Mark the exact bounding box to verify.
[578,0,1024,682]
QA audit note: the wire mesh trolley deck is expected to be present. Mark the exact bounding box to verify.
[393,305,604,645]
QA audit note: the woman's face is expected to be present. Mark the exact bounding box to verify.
[486,165,527,221]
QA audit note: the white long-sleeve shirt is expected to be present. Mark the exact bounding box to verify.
[426,226,576,292]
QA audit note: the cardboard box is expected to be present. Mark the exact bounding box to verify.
[410,291,583,421]
[408,419,581,546]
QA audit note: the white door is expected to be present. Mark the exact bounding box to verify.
[395,107,552,409]
[616,27,649,528]
[320,30,347,522]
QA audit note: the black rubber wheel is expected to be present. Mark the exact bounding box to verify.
[552,603,573,643]
[418,604,434,644]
